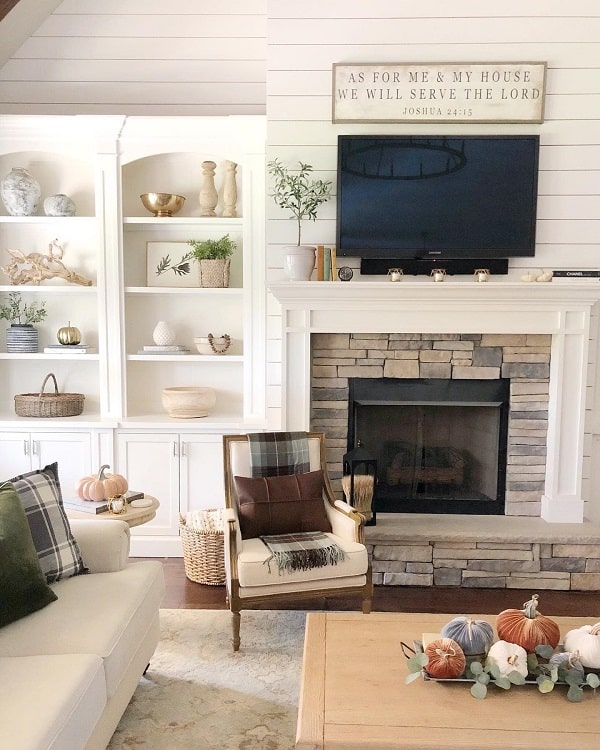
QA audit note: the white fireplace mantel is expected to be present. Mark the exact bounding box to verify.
[270,280,600,524]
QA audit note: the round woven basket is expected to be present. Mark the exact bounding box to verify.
[14,372,84,418]
[179,513,225,585]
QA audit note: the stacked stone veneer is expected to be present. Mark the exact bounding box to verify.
[311,331,551,516]
[308,332,600,590]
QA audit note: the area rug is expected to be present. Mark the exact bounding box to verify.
[108,608,306,750]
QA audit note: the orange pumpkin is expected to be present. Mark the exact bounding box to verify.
[424,637,466,679]
[75,464,128,502]
[496,594,560,652]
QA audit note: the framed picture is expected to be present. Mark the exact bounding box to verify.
[146,242,198,287]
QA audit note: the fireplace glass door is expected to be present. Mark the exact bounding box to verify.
[348,378,510,515]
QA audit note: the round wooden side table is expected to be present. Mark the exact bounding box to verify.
[65,495,159,528]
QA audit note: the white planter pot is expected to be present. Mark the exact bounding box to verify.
[284,245,316,281]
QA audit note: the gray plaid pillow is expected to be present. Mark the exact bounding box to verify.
[10,462,87,584]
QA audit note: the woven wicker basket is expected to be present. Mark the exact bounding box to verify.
[179,512,225,585]
[198,258,231,288]
[14,372,84,418]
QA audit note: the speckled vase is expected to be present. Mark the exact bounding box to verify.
[44,194,76,217]
[1,168,41,216]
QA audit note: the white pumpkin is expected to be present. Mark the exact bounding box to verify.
[485,640,528,678]
[563,622,600,668]
[441,616,494,655]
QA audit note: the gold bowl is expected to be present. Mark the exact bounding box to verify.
[140,192,185,217]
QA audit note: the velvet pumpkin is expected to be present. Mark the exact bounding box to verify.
[485,640,529,678]
[75,464,128,501]
[563,622,600,668]
[424,637,466,679]
[441,616,494,655]
[548,649,585,678]
[496,594,560,652]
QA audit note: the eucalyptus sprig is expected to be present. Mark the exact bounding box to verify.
[267,158,332,245]
[405,642,600,702]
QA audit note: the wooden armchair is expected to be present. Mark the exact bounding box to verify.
[223,432,372,650]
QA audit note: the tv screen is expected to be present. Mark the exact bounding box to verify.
[336,135,540,262]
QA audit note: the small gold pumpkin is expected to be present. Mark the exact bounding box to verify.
[57,321,81,345]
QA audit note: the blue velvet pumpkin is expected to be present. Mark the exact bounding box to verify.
[441,616,494,655]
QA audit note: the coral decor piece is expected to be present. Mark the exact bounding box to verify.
[0,238,92,286]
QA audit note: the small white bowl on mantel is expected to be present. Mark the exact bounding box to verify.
[161,386,216,418]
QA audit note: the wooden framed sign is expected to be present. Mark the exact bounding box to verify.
[332,62,546,124]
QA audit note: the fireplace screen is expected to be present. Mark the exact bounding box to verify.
[348,378,509,515]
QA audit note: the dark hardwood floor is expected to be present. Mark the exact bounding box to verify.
[146,557,599,616]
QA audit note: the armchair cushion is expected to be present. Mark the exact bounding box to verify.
[237,534,368,588]
[234,469,332,538]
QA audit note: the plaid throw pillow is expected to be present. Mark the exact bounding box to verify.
[10,462,87,584]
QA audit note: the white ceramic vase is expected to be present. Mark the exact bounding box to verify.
[152,321,176,346]
[284,245,316,281]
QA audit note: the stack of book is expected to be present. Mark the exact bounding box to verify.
[315,245,337,281]
[137,345,190,354]
[552,270,600,282]
[63,490,144,514]
[44,344,96,354]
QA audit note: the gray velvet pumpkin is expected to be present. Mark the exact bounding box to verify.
[441,616,494,655]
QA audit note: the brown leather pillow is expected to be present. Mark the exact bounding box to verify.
[233,469,331,539]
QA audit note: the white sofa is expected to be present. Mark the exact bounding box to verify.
[0,518,165,750]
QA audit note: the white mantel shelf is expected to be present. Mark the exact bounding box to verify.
[269,280,600,333]
[269,280,600,525]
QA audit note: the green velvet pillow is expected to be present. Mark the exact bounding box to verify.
[0,481,58,628]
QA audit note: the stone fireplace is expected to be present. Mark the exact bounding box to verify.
[311,332,550,518]
[269,281,600,590]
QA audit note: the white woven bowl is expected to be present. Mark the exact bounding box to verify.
[162,386,216,418]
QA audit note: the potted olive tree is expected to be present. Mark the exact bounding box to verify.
[187,234,236,287]
[0,291,47,352]
[267,158,332,280]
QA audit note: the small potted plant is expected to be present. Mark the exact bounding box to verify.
[187,234,236,287]
[0,291,47,352]
[267,158,332,280]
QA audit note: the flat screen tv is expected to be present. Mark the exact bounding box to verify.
[336,134,540,271]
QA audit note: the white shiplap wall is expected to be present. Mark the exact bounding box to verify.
[0,0,599,503]
[0,0,267,114]
[264,1,600,512]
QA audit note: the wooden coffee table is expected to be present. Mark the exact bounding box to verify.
[296,611,600,750]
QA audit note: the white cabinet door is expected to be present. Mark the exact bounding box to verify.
[116,432,180,537]
[32,432,93,501]
[180,433,226,515]
[0,431,92,494]
[0,432,32,479]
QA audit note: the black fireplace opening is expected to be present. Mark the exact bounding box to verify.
[347,378,510,515]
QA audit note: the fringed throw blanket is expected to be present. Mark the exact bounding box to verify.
[261,531,346,575]
[248,431,310,477]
